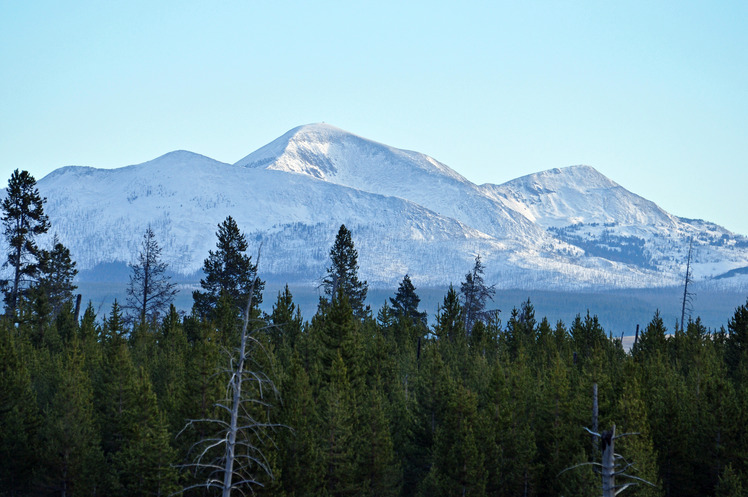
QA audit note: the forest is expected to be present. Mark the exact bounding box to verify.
[2,169,748,497]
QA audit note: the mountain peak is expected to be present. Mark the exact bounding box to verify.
[234,123,469,185]
[484,164,674,228]
[144,150,224,167]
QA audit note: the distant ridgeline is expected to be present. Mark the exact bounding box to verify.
[4,123,748,291]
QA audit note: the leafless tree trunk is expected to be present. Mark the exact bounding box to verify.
[179,246,281,497]
[680,237,695,331]
[601,426,615,497]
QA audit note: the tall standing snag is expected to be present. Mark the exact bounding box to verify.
[680,236,695,332]
[180,246,280,496]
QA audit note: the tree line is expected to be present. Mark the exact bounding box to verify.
[2,170,748,497]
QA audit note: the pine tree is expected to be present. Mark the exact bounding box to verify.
[725,299,748,382]
[421,380,486,497]
[193,216,264,321]
[0,321,40,495]
[322,224,368,319]
[460,255,496,334]
[614,371,662,497]
[41,346,106,496]
[33,235,77,318]
[715,464,744,497]
[390,274,427,327]
[633,311,669,363]
[114,368,179,497]
[1,169,50,315]
[278,351,325,496]
[433,285,464,342]
[125,227,177,326]
[268,284,303,351]
[321,352,358,497]
[361,379,402,497]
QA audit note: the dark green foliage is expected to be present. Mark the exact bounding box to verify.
[33,235,78,318]
[421,380,485,497]
[725,299,748,381]
[716,464,745,497]
[269,284,303,351]
[633,310,669,361]
[322,224,368,319]
[390,274,427,328]
[1,169,50,315]
[433,285,464,342]
[40,346,106,496]
[0,322,40,495]
[192,215,264,321]
[4,214,748,497]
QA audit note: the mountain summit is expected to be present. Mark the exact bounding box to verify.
[8,124,748,290]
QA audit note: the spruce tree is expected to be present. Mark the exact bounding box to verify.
[193,216,263,321]
[41,346,106,496]
[459,255,496,334]
[278,351,325,496]
[0,321,40,495]
[390,274,427,327]
[125,227,177,326]
[269,284,303,351]
[33,235,77,318]
[725,299,748,381]
[322,224,368,319]
[433,285,464,342]
[1,169,50,315]
[321,352,358,497]
[421,380,485,497]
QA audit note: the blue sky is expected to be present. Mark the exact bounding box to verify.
[1,1,747,233]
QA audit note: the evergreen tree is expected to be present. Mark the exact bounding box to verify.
[278,351,325,497]
[725,299,748,381]
[504,299,538,358]
[361,377,402,497]
[125,227,177,326]
[1,169,50,315]
[390,274,427,327]
[41,346,106,496]
[715,464,744,497]
[421,380,485,497]
[269,284,303,351]
[570,311,607,362]
[101,299,126,342]
[114,368,179,497]
[321,352,358,497]
[633,311,669,363]
[433,285,464,342]
[322,224,368,319]
[459,255,496,334]
[614,369,662,497]
[193,216,263,320]
[0,321,40,495]
[33,235,77,318]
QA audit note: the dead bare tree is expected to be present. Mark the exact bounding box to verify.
[178,246,282,497]
[680,236,695,332]
[563,392,656,497]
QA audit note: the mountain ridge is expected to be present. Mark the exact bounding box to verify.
[4,123,746,291]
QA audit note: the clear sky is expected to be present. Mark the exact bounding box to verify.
[1,1,747,233]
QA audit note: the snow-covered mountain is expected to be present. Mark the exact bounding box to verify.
[483,165,748,284]
[6,124,748,291]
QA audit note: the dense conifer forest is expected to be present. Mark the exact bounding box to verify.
[2,170,748,497]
